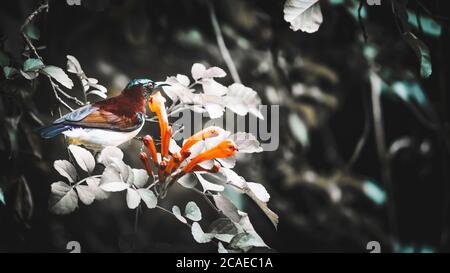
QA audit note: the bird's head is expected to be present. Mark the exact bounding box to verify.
[124,79,168,99]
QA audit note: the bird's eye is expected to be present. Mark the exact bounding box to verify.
[147,82,154,89]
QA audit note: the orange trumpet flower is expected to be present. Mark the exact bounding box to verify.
[143,135,158,164]
[182,139,238,173]
[148,91,170,158]
[180,126,222,155]
[139,152,153,176]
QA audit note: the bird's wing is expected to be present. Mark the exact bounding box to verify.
[55,104,145,132]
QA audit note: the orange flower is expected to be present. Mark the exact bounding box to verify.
[139,152,153,176]
[165,151,181,174]
[143,135,158,164]
[161,126,172,159]
[182,139,238,173]
[158,160,168,183]
[148,91,170,158]
[180,126,221,155]
[191,162,221,173]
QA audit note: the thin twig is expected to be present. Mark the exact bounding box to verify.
[20,0,49,61]
[358,0,368,42]
[190,187,221,214]
[370,73,398,245]
[208,1,241,84]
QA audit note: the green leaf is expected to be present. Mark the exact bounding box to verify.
[362,180,386,205]
[172,205,187,223]
[0,51,9,67]
[403,32,432,78]
[191,222,215,243]
[0,187,5,205]
[23,58,44,72]
[288,113,309,146]
[185,201,202,221]
[25,24,40,40]
[229,232,268,250]
[390,81,428,106]
[407,10,442,37]
[137,189,157,209]
[41,65,74,89]
[3,66,18,79]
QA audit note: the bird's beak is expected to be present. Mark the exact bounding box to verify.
[154,82,170,89]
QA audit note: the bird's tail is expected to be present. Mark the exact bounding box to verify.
[36,124,72,139]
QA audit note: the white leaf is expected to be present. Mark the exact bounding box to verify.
[213,194,241,223]
[76,185,95,205]
[218,242,229,253]
[191,222,215,243]
[185,201,202,221]
[86,176,109,200]
[89,83,108,94]
[132,169,149,188]
[216,157,236,168]
[126,188,141,209]
[137,189,157,209]
[230,232,268,250]
[195,174,225,192]
[192,63,206,80]
[99,165,129,192]
[53,160,77,183]
[288,113,309,146]
[247,182,270,203]
[177,174,198,189]
[49,182,78,215]
[87,90,107,99]
[283,0,322,33]
[66,55,83,74]
[176,74,190,86]
[97,146,124,166]
[172,205,187,223]
[230,132,263,153]
[68,145,96,174]
[205,103,225,119]
[41,65,74,89]
[225,83,264,119]
[169,138,181,154]
[202,78,228,96]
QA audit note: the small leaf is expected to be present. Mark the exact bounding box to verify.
[133,169,149,188]
[213,194,241,223]
[185,201,202,221]
[23,58,44,72]
[97,146,124,166]
[191,222,215,243]
[403,32,432,78]
[0,51,9,67]
[41,65,74,89]
[172,205,187,223]
[86,176,109,200]
[137,189,157,209]
[284,0,322,33]
[229,132,263,153]
[0,187,5,205]
[247,182,270,203]
[53,160,77,183]
[76,185,95,205]
[208,218,238,235]
[25,24,40,40]
[126,188,141,209]
[362,180,386,205]
[177,174,198,189]
[99,165,129,192]
[49,182,78,215]
[192,63,226,80]
[229,232,268,250]
[20,70,39,80]
[218,242,228,253]
[288,113,309,146]
[68,145,96,174]
[66,55,83,74]
[195,174,225,192]
[3,66,18,79]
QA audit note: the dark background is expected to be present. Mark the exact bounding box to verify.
[0,0,449,253]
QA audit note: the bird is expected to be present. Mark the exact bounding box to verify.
[37,79,167,151]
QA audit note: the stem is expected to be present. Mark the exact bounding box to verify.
[370,73,398,247]
[20,0,49,60]
[190,187,221,214]
[208,1,241,84]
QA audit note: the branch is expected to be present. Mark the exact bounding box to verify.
[20,0,49,60]
[208,1,241,84]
